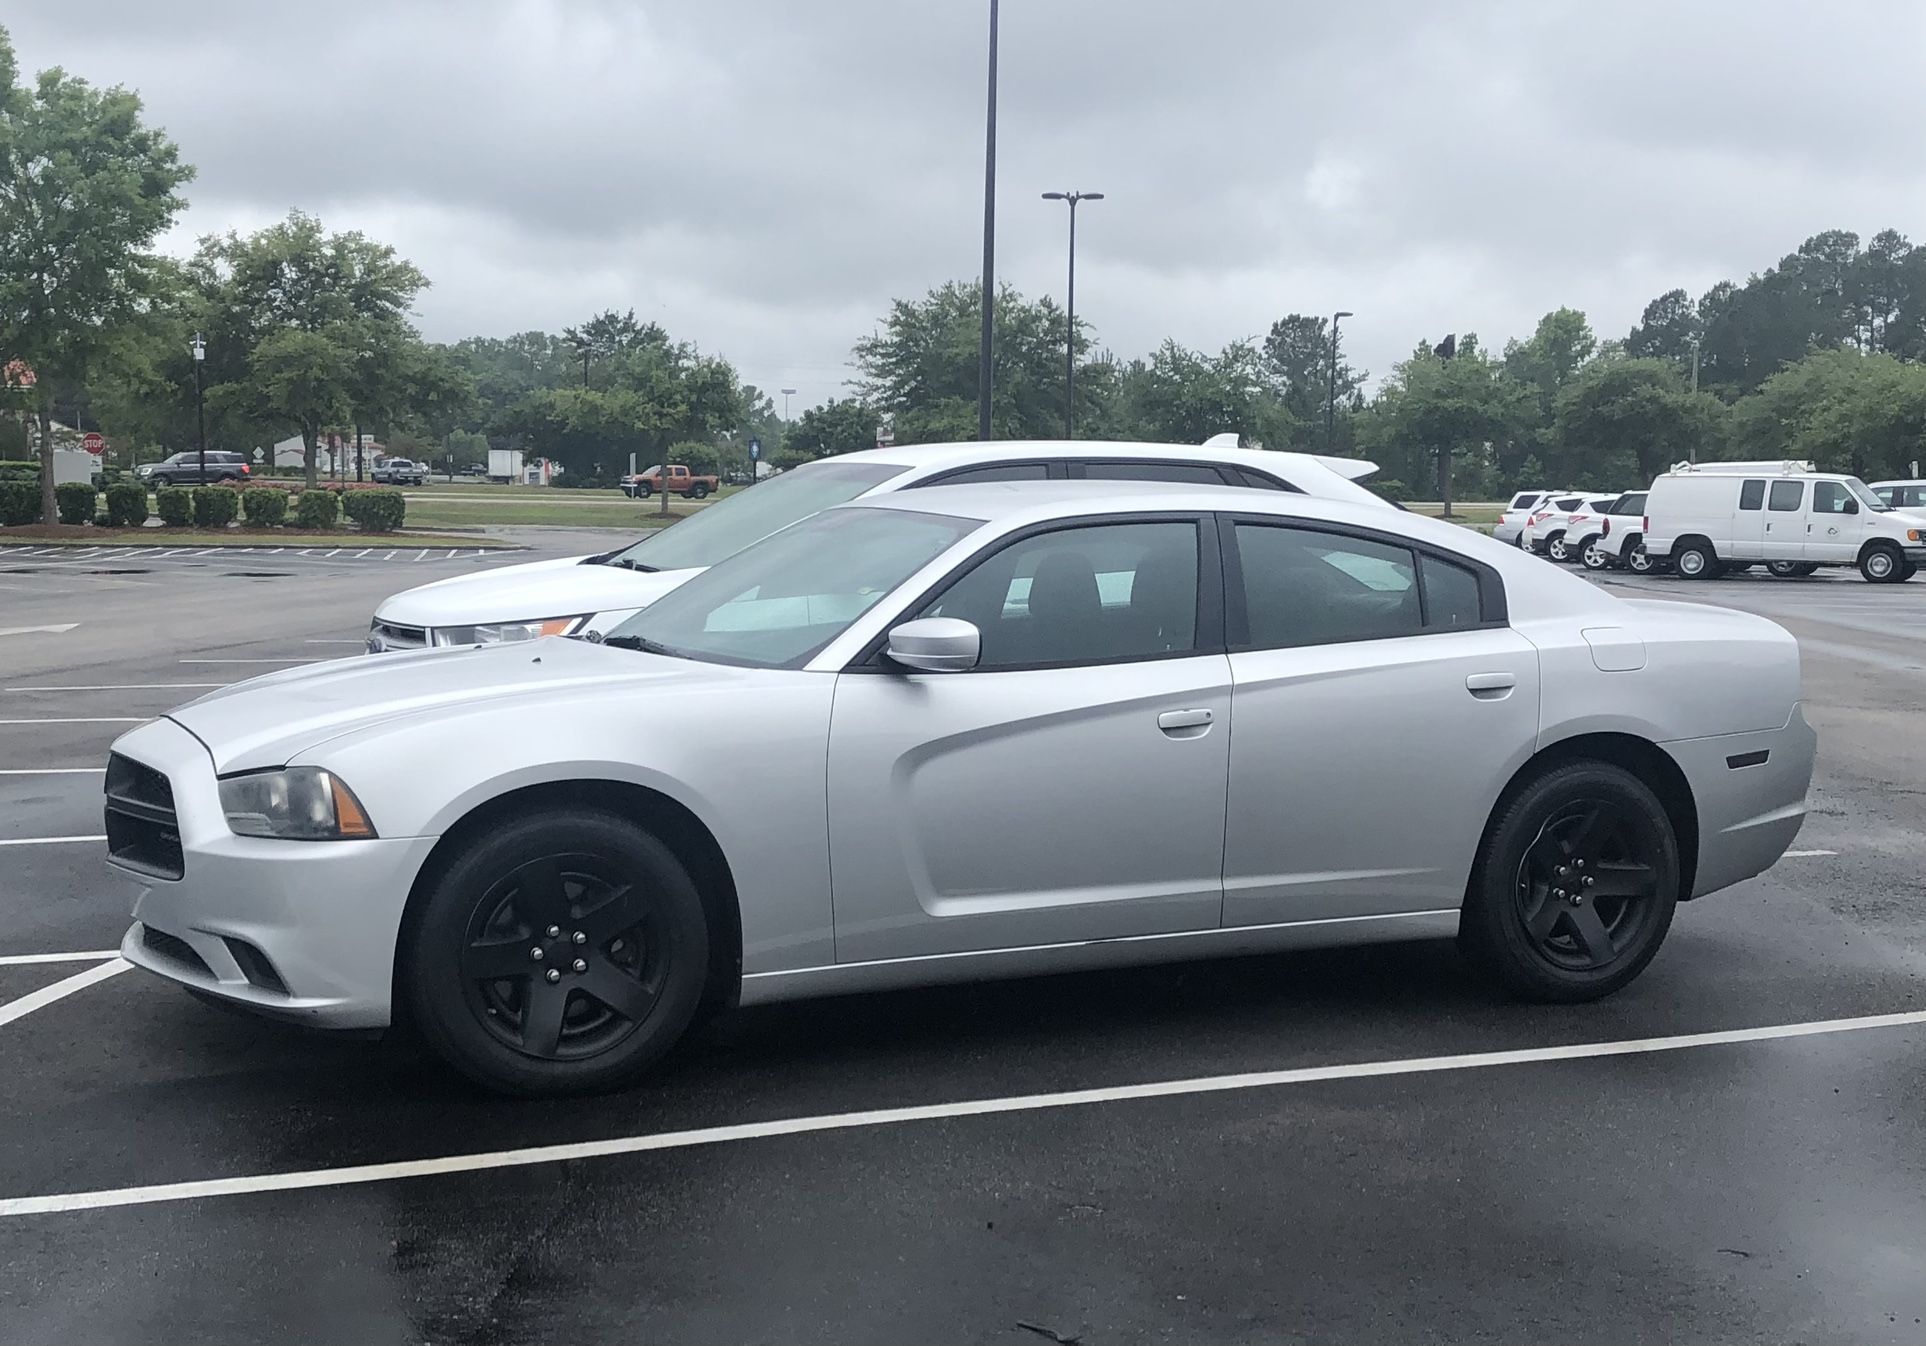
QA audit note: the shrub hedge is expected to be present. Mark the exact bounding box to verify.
[191,486,239,529]
[55,481,98,525]
[342,487,406,533]
[156,485,193,527]
[0,479,37,525]
[104,481,149,528]
[293,489,339,530]
[241,486,290,527]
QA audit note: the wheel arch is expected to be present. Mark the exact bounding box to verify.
[393,778,744,1027]
[1857,537,1902,564]
[1477,732,1700,902]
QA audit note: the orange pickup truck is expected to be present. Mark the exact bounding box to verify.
[623,464,717,500]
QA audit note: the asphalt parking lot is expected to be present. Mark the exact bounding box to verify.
[2,539,1924,1344]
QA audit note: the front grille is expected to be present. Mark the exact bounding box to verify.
[369,619,430,652]
[105,752,184,879]
[139,923,211,977]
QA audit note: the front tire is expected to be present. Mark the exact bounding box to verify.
[1459,761,1679,1002]
[635,483,652,500]
[1580,539,1610,570]
[152,474,171,488]
[402,810,712,1096]
[1545,531,1570,562]
[1673,539,1716,579]
[1861,543,1904,583]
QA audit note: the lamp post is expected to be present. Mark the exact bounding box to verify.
[192,333,207,484]
[1041,191,1104,439]
[1326,311,1352,452]
[977,0,999,441]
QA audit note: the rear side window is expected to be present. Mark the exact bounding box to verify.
[1552,496,1584,510]
[918,463,1051,486]
[1768,480,1805,512]
[1074,461,1228,486]
[1903,486,1926,508]
[1231,525,1491,649]
[1738,480,1766,510]
[1509,492,1540,510]
[1616,493,1647,515]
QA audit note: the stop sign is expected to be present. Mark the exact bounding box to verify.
[81,432,105,455]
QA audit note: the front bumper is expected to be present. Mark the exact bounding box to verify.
[108,717,437,1029]
[1662,703,1817,899]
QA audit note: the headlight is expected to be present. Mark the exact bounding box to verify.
[432,616,585,646]
[219,768,378,840]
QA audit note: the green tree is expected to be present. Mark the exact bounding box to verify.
[1625,288,1701,368]
[784,396,877,459]
[0,24,193,519]
[1119,338,1293,447]
[1730,350,1926,480]
[1503,307,1596,480]
[1359,337,1523,514]
[1553,357,1724,485]
[1260,313,1362,448]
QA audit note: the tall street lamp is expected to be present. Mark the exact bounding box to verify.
[781,387,797,420]
[192,333,207,484]
[1041,191,1103,439]
[977,0,999,441]
[1326,310,1353,451]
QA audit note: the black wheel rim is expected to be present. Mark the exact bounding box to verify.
[459,853,671,1061]
[1513,800,1662,972]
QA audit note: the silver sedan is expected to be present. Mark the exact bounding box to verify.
[107,482,1815,1095]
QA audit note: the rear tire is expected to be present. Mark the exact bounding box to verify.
[1765,559,1804,578]
[1545,531,1570,562]
[401,810,712,1096]
[690,483,710,500]
[1861,543,1904,583]
[1580,539,1610,570]
[1673,539,1717,579]
[1624,538,1655,574]
[1459,761,1680,1002]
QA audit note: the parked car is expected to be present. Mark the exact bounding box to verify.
[135,451,252,487]
[110,480,1813,1094]
[1870,479,1926,510]
[623,464,719,500]
[1643,460,1926,583]
[365,439,1393,652]
[1549,492,1641,568]
[1520,493,1603,558]
[1572,492,1656,572]
[458,464,489,478]
[371,458,427,486]
[1494,488,1585,548]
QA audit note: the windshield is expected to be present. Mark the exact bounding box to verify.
[1845,477,1892,511]
[607,461,909,571]
[605,504,979,667]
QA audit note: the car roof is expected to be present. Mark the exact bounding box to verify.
[838,438,1378,481]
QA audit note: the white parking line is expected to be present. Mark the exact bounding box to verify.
[0,950,118,966]
[1784,849,1839,857]
[0,958,130,1032]
[413,549,428,561]
[4,1006,1922,1219]
[179,658,311,665]
[0,718,146,725]
[3,684,223,692]
[0,768,103,776]
[305,639,364,646]
[0,835,106,847]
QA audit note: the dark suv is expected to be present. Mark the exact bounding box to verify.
[136,451,252,487]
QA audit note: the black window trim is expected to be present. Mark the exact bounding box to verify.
[845,510,1227,674]
[1218,513,1509,653]
[909,459,1065,488]
[1062,457,1302,493]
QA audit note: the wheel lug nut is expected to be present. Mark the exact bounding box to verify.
[544,968,561,983]
[1582,875,1595,888]
[1573,893,1586,905]
[1574,859,1586,869]
[546,925,561,938]
[571,931,586,945]
[1552,888,1567,900]
[572,958,587,973]
[529,946,544,962]
[1556,865,1570,877]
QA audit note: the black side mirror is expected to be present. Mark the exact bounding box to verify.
[1844,498,1859,515]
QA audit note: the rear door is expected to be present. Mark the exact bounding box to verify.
[1219,518,1539,925]
[1762,478,1805,559]
[1728,479,1768,557]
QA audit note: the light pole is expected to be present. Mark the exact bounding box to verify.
[781,387,796,421]
[192,333,207,484]
[978,0,999,441]
[1042,191,1103,439]
[1689,334,1703,463]
[1326,311,1352,452]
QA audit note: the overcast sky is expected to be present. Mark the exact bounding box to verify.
[13,0,1926,410]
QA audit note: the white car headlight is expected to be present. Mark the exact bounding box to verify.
[219,767,378,840]
[433,617,585,646]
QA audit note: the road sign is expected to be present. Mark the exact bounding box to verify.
[80,432,104,455]
[749,438,761,461]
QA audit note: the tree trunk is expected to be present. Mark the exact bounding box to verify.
[1437,444,1454,519]
[302,426,319,489]
[36,401,57,525]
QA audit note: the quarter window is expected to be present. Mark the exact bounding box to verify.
[919,521,1200,668]
[1075,461,1230,485]
[1768,480,1805,512]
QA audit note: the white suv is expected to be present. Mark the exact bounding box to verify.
[367,439,1392,650]
[1644,460,1926,583]
[1522,493,1614,559]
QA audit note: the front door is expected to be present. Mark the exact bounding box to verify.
[1804,479,1861,562]
[1217,519,1541,925]
[1762,478,1806,560]
[827,518,1229,963]
[1729,479,1768,558]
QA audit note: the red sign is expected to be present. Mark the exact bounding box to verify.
[81,432,105,455]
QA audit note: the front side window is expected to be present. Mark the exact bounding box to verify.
[1768,480,1805,512]
[604,506,976,667]
[920,521,1200,668]
[610,460,908,572]
[1811,481,1853,514]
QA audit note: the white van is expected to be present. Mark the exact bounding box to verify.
[1643,460,1926,583]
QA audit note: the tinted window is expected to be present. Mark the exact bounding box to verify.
[921,521,1199,668]
[919,463,1051,486]
[1738,480,1766,510]
[1902,486,1925,508]
[1421,555,1484,628]
[1234,468,1293,491]
[1077,461,1227,485]
[1552,496,1584,510]
[1233,524,1424,649]
[1811,481,1853,514]
[1768,480,1805,512]
[1615,493,1647,515]
[1509,493,1540,510]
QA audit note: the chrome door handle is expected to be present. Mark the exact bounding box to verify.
[1466,672,1515,699]
[1157,708,1214,736]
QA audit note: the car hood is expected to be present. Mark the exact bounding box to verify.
[372,554,698,629]
[168,636,719,773]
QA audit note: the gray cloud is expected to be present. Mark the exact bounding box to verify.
[12,0,1925,407]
